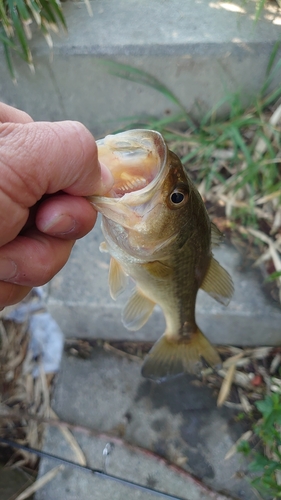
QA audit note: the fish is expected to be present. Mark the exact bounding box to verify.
[90,129,234,380]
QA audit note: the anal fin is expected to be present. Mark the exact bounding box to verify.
[141,328,221,380]
[109,257,128,300]
[122,288,155,331]
[200,256,234,306]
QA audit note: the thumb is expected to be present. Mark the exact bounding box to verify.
[0,120,113,246]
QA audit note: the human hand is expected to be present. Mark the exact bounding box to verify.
[0,102,113,308]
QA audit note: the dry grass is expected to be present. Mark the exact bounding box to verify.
[0,317,53,469]
[164,102,281,304]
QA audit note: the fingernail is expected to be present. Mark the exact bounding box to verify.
[41,214,76,235]
[98,162,114,195]
[0,258,17,281]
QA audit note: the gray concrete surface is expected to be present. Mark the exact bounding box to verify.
[36,348,256,500]
[1,0,281,135]
[46,221,281,346]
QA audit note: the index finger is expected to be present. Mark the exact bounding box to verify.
[0,102,33,124]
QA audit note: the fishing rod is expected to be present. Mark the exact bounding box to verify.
[0,438,189,500]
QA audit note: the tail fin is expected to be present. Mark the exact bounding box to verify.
[141,328,221,380]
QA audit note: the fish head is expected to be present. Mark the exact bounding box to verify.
[90,129,208,258]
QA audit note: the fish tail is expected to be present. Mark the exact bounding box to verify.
[141,328,221,380]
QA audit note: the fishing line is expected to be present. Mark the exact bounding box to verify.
[0,438,189,500]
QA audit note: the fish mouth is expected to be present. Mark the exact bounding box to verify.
[93,129,167,202]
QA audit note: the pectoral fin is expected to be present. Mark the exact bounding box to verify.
[108,257,128,300]
[211,222,224,248]
[200,256,234,306]
[122,288,155,331]
[143,260,172,279]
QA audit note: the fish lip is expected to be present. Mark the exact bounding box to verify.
[90,129,168,207]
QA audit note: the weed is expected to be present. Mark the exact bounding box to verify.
[0,0,67,80]
[102,59,281,299]
[238,393,281,498]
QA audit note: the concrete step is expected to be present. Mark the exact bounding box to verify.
[35,348,255,500]
[46,221,281,346]
[1,0,281,135]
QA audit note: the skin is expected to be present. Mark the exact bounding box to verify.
[0,102,113,308]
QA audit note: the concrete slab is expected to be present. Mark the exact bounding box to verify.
[0,0,281,134]
[46,220,281,346]
[36,348,255,500]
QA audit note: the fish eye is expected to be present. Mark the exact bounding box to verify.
[170,190,187,205]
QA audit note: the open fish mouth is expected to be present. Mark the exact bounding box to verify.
[96,129,167,199]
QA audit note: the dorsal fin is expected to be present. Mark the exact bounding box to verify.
[200,256,234,306]
[108,257,128,300]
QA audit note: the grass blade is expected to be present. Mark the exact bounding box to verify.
[40,0,57,25]
[261,56,281,98]
[7,0,32,62]
[1,33,16,81]
[15,0,31,21]
[228,126,252,163]
[200,94,238,127]
[266,40,281,77]
[254,0,267,21]
[262,84,281,108]
[99,60,196,130]
[47,0,67,29]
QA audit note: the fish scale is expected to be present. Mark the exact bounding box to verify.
[90,129,234,381]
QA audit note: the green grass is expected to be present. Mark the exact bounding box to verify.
[101,59,281,298]
[0,0,67,80]
[238,392,281,498]
[104,59,281,206]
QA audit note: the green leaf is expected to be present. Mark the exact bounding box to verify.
[248,453,277,472]
[264,409,281,432]
[266,270,281,283]
[237,440,251,456]
[256,397,274,417]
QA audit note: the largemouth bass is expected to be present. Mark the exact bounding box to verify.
[90,130,234,380]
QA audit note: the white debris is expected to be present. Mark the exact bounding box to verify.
[1,287,64,376]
